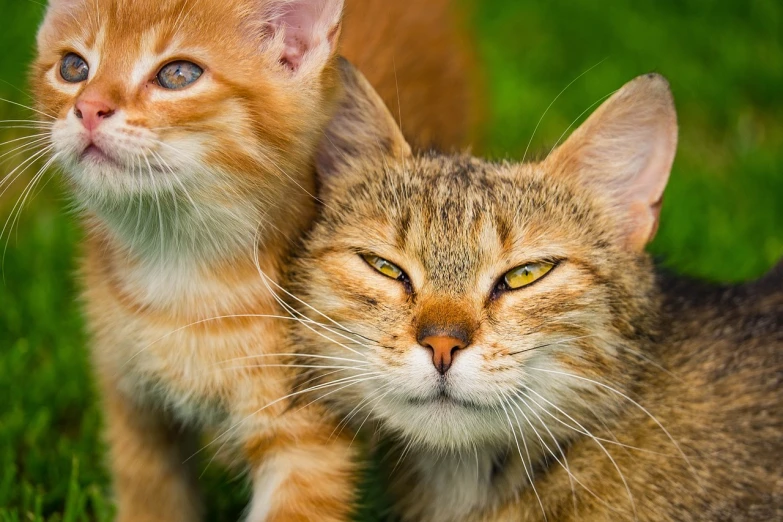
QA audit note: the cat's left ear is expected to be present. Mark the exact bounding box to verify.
[543,73,678,251]
[315,58,411,184]
[257,0,344,72]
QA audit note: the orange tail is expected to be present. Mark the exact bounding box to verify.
[341,0,484,152]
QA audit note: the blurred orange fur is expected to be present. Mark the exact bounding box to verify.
[343,0,483,151]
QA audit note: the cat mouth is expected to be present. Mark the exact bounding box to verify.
[81,143,123,167]
[405,390,487,411]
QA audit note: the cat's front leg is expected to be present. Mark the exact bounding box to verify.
[101,380,203,522]
[243,415,361,522]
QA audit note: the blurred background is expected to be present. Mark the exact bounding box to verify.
[0,0,781,520]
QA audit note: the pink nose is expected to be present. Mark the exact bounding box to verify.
[420,335,468,375]
[74,99,116,131]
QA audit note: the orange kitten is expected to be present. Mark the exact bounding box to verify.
[288,62,783,521]
[30,0,477,520]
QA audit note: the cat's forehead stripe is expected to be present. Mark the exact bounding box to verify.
[129,29,167,87]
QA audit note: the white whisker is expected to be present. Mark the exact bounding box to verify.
[495,390,547,521]
[0,97,57,120]
[522,59,606,164]
[524,366,699,485]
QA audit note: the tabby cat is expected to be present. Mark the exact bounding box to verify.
[287,60,783,521]
[29,0,476,520]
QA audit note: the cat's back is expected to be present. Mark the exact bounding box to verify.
[647,261,783,517]
[660,259,782,361]
[658,260,782,417]
[526,263,783,522]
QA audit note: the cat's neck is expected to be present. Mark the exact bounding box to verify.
[80,165,316,316]
[85,189,260,267]
[387,444,532,522]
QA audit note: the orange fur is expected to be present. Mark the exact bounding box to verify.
[30,0,480,520]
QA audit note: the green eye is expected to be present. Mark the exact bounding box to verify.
[362,254,405,280]
[60,53,89,83]
[503,262,555,290]
[156,61,203,90]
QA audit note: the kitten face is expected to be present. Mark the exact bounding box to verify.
[38,0,263,194]
[290,62,677,451]
[33,0,341,258]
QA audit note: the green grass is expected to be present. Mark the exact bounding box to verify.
[1,0,781,520]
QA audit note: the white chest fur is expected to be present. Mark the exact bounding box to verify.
[84,249,285,432]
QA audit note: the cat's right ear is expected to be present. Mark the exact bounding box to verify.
[253,0,344,74]
[315,58,411,183]
[543,73,678,251]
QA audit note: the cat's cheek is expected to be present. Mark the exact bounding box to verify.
[51,117,89,165]
[397,345,440,393]
[444,349,491,397]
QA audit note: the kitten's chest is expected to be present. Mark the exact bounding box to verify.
[82,251,285,427]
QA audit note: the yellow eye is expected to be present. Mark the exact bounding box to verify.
[503,262,555,289]
[362,254,405,280]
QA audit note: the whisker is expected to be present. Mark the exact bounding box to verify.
[250,262,369,358]
[2,151,60,266]
[0,119,53,126]
[511,391,628,516]
[250,256,381,356]
[521,58,606,164]
[0,97,57,120]
[121,313,333,371]
[519,388,671,456]
[507,392,579,513]
[255,147,332,211]
[192,374,381,475]
[508,334,599,356]
[546,89,619,159]
[142,154,165,257]
[291,372,383,415]
[524,366,699,486]
[0,79,38,102]
[220,363,370,372]
[149,147,218,253]
[391,435,416,474]
[221,352,367,366]
[495,390,547,521]
[330,383,389,441]
[350,386,393,447]
[519,389,639,518]
[0,145,52,197]
[0,123,54,129]
[0,136,52,165]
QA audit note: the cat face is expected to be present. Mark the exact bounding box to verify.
[289,62,678,450]
[32,0,342,256]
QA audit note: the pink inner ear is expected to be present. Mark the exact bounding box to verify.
[269,0,342,70]
[544,73,678,251]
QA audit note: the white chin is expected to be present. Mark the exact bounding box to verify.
[378,398,509,449]
[65,160,170,200]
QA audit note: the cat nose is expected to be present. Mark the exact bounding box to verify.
[419,334,468,375]
[74,99,116,131]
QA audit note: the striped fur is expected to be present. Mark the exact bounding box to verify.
[288,63,783,521]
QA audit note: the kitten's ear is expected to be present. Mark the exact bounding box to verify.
[316,58,411,182]
[544,73,678,251]
[258,0,343,72]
